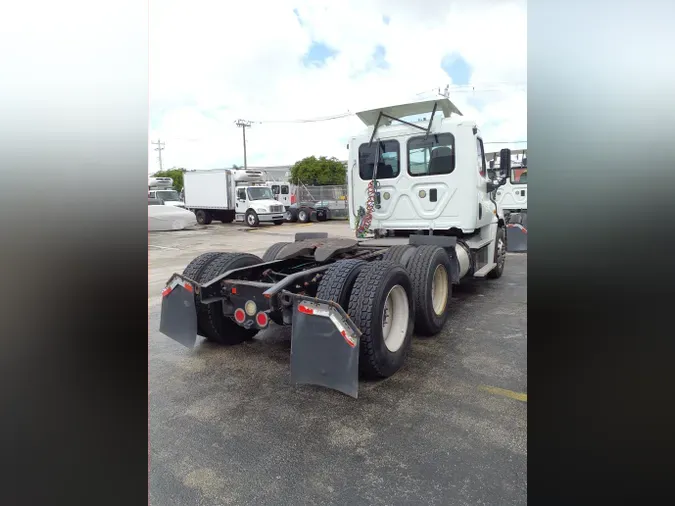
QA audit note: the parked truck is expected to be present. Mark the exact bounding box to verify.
[148,177,186,208]
[183,169,286,227]
[487,149,527,252]
[159,98,512,398]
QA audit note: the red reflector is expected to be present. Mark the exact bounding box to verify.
[183,283,193,293]
[231,287,237,294]
[256,312,268,327]
[234,308,246,323]
[162,286,172,297]
[297,304,313,315]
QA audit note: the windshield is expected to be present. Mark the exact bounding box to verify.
[156,190,180,201]
[510,168,527,184]
[247,187,274,200]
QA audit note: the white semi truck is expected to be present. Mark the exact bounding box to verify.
[159,98,511,398]
[183,168,285,227]
[486,149,527,252]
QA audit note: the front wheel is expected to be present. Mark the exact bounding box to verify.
[487,227,507,279]
[245,210,260,227]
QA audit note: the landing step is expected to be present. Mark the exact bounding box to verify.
[473,262,497,278]
[464,237,493,250]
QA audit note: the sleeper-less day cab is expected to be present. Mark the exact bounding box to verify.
[159,98,513,398]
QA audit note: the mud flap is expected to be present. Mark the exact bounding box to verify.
[506,212,528,252]
[290,298,362,398]
[159,277,199,349]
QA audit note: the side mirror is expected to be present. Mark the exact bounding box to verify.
[500,148,512,172]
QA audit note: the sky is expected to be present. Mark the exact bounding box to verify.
[149,0,526,173]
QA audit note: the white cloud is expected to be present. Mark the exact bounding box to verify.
[149,0,526,172]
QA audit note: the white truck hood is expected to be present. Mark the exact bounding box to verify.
[250,199,283,209]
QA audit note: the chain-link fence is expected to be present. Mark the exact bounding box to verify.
[296,184,349,219]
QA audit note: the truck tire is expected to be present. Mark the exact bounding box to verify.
[487,227,507,279]
[195,210,211,225]
[273,219,284,226]
[381,244,417,268]
[245,210,260,227]
[285,211,297,223]
[197,252,263,345]
[407,245,452,336]
[316,259,367,309]
[182,252,226,336]
[262,242,291,262]
[347,261,414,379]
[298,209,310,223]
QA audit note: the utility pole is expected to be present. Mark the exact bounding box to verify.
[152,139,165,171]
[235,119,252,170]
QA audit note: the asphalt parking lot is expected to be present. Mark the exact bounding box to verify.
[149,221,527,506]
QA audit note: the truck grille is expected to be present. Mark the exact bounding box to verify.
[270,205,284,213]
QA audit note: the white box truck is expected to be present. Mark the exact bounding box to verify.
[183,169,286,227]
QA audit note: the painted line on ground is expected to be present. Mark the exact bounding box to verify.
[149,244,180,250]
[479,385,527,402]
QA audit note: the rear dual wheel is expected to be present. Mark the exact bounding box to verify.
[183,251,262,345]
[195,210,212,225]
[317,259,414,379]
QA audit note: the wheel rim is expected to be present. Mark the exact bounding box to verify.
[381,284,409,352]
[431,264,449,316]
[299,210,307,221]
[247,214,255,225]
[496,235,506,269]
[285,211,291,220]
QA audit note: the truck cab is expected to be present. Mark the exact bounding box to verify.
[348,98,498,238]
[264,182,294,209]
[148,188,185,208]
[234,184,286,227]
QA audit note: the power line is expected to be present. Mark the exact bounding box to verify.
[152,139,165,171]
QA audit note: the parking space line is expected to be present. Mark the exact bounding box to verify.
[479,385,527,402]
[149,244,180,250]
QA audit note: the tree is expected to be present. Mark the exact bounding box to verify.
[289,156,346,185]
[152,168,186,192]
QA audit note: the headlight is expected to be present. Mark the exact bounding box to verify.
[256,208,267,213]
